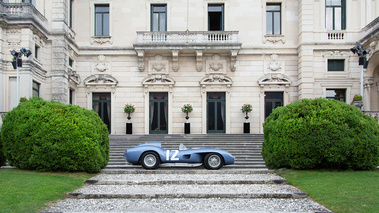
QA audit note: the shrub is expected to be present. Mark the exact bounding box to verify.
[0,97,109,173]
[262,98,379,170]
[0,133,5,167]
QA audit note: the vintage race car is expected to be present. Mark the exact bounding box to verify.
[124,142,235,170]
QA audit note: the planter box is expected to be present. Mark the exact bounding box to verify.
[184,123,190,134]
[126,123,132,134]
[244,122,250,134]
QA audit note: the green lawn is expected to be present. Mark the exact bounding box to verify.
[277,169,379,213]
[0,169,96,213]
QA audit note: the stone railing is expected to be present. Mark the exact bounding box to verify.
[327,31,345,40]
[363,111,379,118]
[0,2,47,25]
[136,31,239,44]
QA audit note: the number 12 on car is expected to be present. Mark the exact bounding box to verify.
[166,150,179,161]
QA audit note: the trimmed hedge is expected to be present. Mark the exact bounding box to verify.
[0,97,109,173]
[262,98,379,170]
[0,133,5,167]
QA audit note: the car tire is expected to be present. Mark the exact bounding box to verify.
[140,152,160,170]
[204,153,224,170]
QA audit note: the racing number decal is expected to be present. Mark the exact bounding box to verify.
[166,150,179,161]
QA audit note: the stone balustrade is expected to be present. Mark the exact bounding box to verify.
[0,2,47,24]
[136,31,239,44]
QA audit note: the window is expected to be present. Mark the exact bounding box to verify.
[95,4,109,36]
[34,45,39,59]
[328,59,344,71]
[326,0,346,30]
[208,4,224,31]
[69,58,74,68]
[69,0,74,28]
[69,89,74,105]
[32,81,40,97]
[22,0,36,6]
[326,89,346,102]
[151,5,167,31]
[266,4,281,35]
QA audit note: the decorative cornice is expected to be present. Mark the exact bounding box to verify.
[142,74,175,86]
[83,74,118,86]
[200,74,233,86]
[258,74,292,85]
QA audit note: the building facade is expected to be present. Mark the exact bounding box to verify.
[0,0,378,134]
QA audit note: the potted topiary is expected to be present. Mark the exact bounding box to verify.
[352,95,363,109]
[181,104,193,134]
[124,104,135,134]
[241,104,253,133]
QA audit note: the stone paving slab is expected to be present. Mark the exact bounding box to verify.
[43,198,331,213]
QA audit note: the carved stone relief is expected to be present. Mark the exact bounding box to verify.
[91,36,113,45]
[93,55,110,73]
[84,74,118,85]
[206,54,226,75]
[264,54,284,74]
[142,74,175,85]
[148,55,169,75]
[263,35,286,44]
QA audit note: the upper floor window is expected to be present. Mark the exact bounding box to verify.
[69,0,74,28]
[22,0,36,6]
[208,4,224,31]
[328,59,344,71]
[95,4,109,36]
[151,5,167,32]
[326,0,346,30]
[266,4,281,35]
[34,45,40,59]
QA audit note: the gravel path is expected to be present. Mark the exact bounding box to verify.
[44,198,330,213]
[43,170,332,213]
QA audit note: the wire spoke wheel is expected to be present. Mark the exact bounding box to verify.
[141,152,160,169]
[204,153,223,170]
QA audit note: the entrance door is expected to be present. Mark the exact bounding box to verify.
[207,92,225,133]
[150,92,168,134]
[265,92,283,119]
[93,93,111,133]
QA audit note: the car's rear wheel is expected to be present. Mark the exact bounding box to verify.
[141,152,160,170]
[204,153,223,170]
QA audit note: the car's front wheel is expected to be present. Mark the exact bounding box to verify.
[140,152,160,170]
[204,153,224,170]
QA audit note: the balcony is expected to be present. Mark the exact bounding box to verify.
[134,31,241,72]
[0,2,48,32]
[134,31,241,49]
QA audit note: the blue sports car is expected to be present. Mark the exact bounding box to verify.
[124,142,235,170]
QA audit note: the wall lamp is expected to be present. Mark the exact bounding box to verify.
[10,48,32,105]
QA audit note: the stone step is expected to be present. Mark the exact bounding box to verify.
[84,173,287,185]
[100,169,274,175]
[43,198,331,213]
[107,134,267,170]
[66,184,307,199]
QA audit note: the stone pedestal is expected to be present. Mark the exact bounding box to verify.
[184,123,190,134]
[126,123,132,134]
[244,122,250,134]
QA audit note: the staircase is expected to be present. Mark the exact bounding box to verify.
[105,134,267,171]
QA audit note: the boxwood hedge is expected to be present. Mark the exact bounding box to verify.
[0,97,109,173]
[0,134,5,167]
[262,98,379,170]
